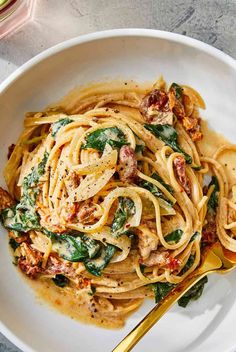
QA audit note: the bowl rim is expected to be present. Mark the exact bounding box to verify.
[0,28,236,352]
[0,28,235,95]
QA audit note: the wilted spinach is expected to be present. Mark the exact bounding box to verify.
[151,274,208,308]
[165,229,183,244]
[151,173,174,194]
[207,176,219,214]
[144,124,192,164]
[151,282,175,304]
[111,197,135,236]
[84,244,116,277]
[82,127,128,151]
[179,254,195,275]
[139,173,173,206]
[9,238,20,251]
[1,152,48,233]
[190,231,199,243]
[169,83,183,100]
[52,233,100,262]
[51,118,73,138]
[178,277,208,307]
[50,232,116,277]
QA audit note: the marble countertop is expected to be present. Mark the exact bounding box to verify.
[0,0,235,351]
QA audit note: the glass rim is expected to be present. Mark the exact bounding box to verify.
[0,0,22,22]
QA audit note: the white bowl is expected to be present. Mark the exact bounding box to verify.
[0,29,236,352]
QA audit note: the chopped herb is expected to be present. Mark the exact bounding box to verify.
[81,127,128,151]
[178,276,208,307]
[111,197,135,236]
[144,124,192,164]
[51,118,73,138]
[52,274,69,288]
[165,229,183,243]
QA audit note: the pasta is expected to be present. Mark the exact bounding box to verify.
[1,78,236,328]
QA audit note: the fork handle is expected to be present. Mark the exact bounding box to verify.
[112,272,208,352]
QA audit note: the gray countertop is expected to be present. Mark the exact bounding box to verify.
[0,0,235,351]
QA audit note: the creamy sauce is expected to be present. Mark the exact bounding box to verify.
[28,277,125,329]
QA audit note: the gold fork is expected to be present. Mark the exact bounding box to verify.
[113,243,236,352]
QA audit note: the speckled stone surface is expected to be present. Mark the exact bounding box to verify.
[0,0,235,351]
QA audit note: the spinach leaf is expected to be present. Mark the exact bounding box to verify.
[144,124,192,164]
[53,235,89,262]
[178,276,208,307]
[49,232,116,276]
[83,234,102,259]
[1,153,49,233]
[84,244,116,276]
[1,206,41,232]
[9,238,20,251]
[151,276,208,307]
[170,83,183,100]
[111,197,135,236]
[52,274,69,288]
[190,231,199,243]
[207,176,219,214]
[52,234,100,262]
[151,282,175,304]
[51,118,73,138]
[82,127,128,151]
[179,254,195,275]
[165,229,183,243]
[134,134,145,153]
[139,173,173,206]
[23,152,48,191]
[151,173,174,194]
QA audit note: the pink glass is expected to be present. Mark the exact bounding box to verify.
[0,0,35,39]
